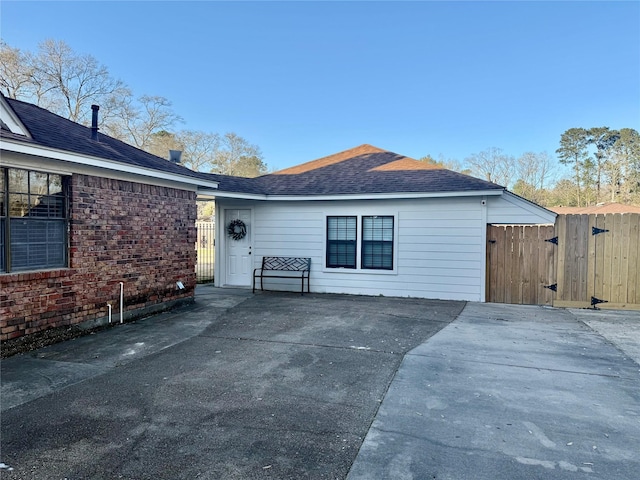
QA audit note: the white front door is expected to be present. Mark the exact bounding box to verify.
[225,208,252,286]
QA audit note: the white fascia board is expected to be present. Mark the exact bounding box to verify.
[201,189,504,202]
[502,190,557,223]
[202,190,267,200]
[1,138,219,190]
[0,97,31,136]
[265,189,504,202]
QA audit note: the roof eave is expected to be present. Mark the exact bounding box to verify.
[206,188,504,201]
[1,137,219,190]
[0,95,32,137]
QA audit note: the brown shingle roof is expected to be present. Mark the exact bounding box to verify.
[549,203,640,214]
[2,97,214,183]
[212,144,503,197]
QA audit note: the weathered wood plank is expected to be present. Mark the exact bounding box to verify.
[602,214,614,304]
[577,214,590,302]
[629,214,640,304]
[555,214,567,302]
[587,214,597,303]
[593,214,606,304]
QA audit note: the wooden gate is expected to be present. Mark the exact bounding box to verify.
[554,214,640,310]
[487,214,640,310]
[486,224,556,305]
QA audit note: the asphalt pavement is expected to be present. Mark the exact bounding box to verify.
[1,286,639,479]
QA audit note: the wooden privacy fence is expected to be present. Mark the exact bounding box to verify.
[487,214,640,310]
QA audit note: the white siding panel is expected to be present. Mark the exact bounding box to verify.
[243,197,485,301]
[487,194,556,224]
[217,190,551,301]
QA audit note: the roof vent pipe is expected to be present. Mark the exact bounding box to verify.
[169,150,182,164]
[91,104,100,141]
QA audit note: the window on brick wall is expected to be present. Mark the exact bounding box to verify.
[1,167,70,273]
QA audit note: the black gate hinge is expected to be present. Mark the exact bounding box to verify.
[591,296,608,309]
[544,284,557,292]
[545,236,558,245]
[592,227,609,236]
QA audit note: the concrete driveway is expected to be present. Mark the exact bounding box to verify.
[1,286,639,479]
[1,286,462,479]
[348,303,640,480]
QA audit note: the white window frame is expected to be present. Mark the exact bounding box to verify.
[323,213,398,275]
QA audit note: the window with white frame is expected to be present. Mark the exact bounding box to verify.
[326,214,395,271]
[326,216,357,268]
[361,216,394,270]
[1,167,69,273]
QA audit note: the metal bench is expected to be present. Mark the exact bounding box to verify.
[253,256,311,294]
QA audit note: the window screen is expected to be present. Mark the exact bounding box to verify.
[326,216,356,268]
[362,216,394,270]
[2,168,68,272]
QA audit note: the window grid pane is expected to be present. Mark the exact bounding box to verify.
[10,219,67,271]
[362,216,394,270]
[3,168,69,273]
[327,216,357,268]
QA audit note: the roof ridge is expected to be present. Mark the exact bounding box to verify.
[271,144,391,175]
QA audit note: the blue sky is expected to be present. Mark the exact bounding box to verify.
[2,1,639,172]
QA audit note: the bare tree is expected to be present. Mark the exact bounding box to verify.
[176,130,221,172]
[547,179,580,207]
[213,132,267,177]
[465,147,514,187]
[1,39,269,174]
[103,94,182,151]
[28,39,126,124]
[512,152,557,204]
[0,41,34,99]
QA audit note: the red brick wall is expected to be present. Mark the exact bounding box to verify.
[0,174,197,341]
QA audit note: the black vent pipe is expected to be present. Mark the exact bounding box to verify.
[91,105,99,141]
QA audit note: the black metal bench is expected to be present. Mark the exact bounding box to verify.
[253,256,311,294]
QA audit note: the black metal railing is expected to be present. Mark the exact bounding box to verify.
[195,221,215,283]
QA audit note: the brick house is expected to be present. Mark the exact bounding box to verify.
[0,95,218,341]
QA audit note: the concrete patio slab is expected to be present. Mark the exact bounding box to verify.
[347,303,640,480]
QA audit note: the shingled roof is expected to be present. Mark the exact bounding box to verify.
[211,144,504,197]
[549,203,640,214]
[1,97,214,183]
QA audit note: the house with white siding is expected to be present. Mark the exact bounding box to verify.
[204,144,555,302]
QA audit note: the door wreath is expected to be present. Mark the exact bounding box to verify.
[227,219,247,240]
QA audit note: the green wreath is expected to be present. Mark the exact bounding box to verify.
[227,219,247,240]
